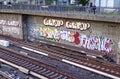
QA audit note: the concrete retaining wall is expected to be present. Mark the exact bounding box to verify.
[1,9,120,23]
[0,14,23,39]
[27,16,120,64]
[0,12,119,64]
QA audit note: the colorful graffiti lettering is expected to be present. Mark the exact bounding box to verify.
[79,35,113,54]
[29,26,113,54]
[43,18,64,27]
[39,26,60,40]
[60,31,80,44]
[38,26,79,44]
[66,21,90,30]
[43,18,91,30]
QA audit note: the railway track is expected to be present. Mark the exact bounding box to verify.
[0,35,115,65]
[0,47,75,79]
[20,44,120,79]
[0,35,120,79]
[0,35,114,63]
[36,39,115,64]
[0,71,13,79]
[45,44,117,67]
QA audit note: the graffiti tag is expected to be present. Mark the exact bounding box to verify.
[28,26,113,54]
[0,20,19,26]
[66,21,90,30]
[43,18,64,27]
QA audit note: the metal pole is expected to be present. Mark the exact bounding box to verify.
[93,0,96,6]
[106,0,108,7]
[99,0,101,12]
[93,0,96,14]
[117,42,120,64]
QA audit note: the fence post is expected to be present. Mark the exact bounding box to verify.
[117,42,120,64]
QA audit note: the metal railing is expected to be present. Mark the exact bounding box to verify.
[0,4,120,15]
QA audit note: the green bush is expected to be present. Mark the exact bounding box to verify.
[45,0,53,5]
[76,0,89,6]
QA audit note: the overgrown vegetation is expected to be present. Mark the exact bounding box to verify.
[45,0,53,5]
[75,0,89,6]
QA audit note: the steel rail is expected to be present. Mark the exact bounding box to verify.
[0,48,75,79]
[0,35,120,79]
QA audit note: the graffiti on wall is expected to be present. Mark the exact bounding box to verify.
[29,25,113,54]
[66,21,90,30]
[39,26,60,42]
[59,31,113,54]
[43,18,91,30]
[38,26,80,44]
[0,20,19,26]
[0,19,22,38]
[2,26,20,36]
[60,31,80,44]
[79,35,113,54]
[43,18,64,27]
[28,26,39,38]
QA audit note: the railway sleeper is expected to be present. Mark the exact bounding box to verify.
[46,72,54,76]
[11,59,22,64]
[42,70,51,75]
[10,59,29,68]
[39,69,47,73]
[91,65,97,67]
[110,70,115,73]
[83,62,88,65]
[114,71,120,75]
[21,62,30,66]
[75,60,80,62]
[31,66,40,70]
[10,58,23,63]
[87,63,92,66]
[40,70,52,74]
[79,61,83,64]
[24,64,36,69]
[72,59,78,62]
[6,56,23,63]
[60,55,67,59]
[61,76,68,79]
[101,67,105,70]
[17,61,29,66]
[54,75,64,79]
[96,66,100,69]
[35,67,43,72]
[27,64,37,68]
[5,57,19,63]
[50,73,59,78]
[1,55,9,59]
[105,69,110,72]
[68,58,74,61]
